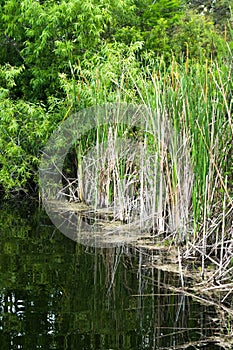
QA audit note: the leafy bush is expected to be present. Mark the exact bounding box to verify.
[0,64,65,195]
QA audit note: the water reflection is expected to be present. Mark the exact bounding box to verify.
[0,201,224,349]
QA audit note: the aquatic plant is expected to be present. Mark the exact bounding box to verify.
[55,49,233,290]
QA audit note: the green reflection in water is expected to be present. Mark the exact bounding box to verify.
[0,201,223,350]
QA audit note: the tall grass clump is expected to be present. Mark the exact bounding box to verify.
[59,60,193,239]
[129,54,233,270]
[58,39,232,283]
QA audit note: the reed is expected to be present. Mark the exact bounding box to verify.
[60,49,232,286]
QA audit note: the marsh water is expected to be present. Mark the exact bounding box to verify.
[0,200,225,349]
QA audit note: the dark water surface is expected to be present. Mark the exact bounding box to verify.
[0,201,224,349]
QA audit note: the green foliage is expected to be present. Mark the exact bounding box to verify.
[0,0,230,102]
[171,10,219,59]
[0,64,65,194]
[58,41,143,110]
[1,0,136,100]
[118,0,182,54]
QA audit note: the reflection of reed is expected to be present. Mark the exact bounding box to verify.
[118,247,230,349]
[0,202,231,349]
